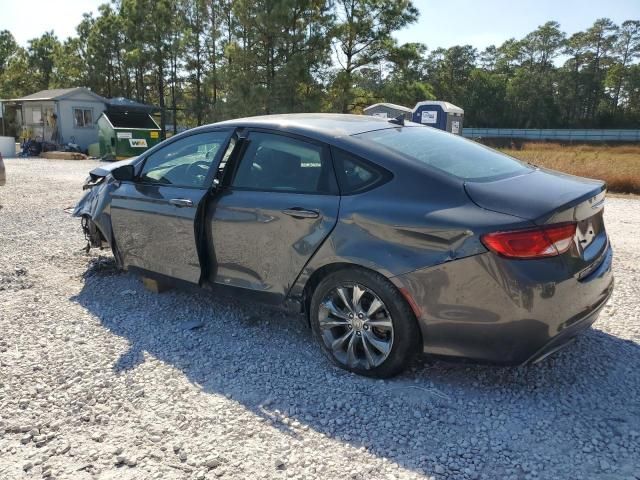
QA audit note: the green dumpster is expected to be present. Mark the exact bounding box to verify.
[97,111,161,160]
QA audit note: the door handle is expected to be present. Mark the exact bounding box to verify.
[169,198,194,208]
[282,207,319,219]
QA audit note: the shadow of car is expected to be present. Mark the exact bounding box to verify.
[71,257,640,478]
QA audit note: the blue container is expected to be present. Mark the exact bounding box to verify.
[412,101,464,135]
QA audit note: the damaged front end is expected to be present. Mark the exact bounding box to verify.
[73,158,137,254]
[73,174,117,251]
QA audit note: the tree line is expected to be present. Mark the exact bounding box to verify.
[0,1,638,137]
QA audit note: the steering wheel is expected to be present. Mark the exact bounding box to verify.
[185,160,211,182]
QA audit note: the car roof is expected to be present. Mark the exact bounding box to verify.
[162,113,461,188]
[204,113,421,143]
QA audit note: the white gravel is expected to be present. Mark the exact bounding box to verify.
[1,157,639,480]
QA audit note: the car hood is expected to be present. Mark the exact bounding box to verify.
[464,168,605,225]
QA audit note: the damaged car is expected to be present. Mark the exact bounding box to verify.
[74,114,613,377]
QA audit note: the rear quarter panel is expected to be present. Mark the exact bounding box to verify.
[289,154,534,299]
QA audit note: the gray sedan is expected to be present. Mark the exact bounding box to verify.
[74,114,613,377]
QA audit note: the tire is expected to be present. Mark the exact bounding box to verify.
[309,267,421,378]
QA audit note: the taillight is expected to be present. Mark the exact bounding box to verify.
[481,222,577,259]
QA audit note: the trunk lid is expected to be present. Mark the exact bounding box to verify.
[464,168,605,224]
[465,168,608,279]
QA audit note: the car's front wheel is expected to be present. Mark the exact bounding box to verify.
[310,268,420,378]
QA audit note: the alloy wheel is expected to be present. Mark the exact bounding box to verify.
[318,283,394,370]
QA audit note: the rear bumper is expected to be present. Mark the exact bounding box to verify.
[523,285,610,365]
[393,243,614,365]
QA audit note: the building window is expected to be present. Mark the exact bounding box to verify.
[73,108,93,128]
[31,109,42,124]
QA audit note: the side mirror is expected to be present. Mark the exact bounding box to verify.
[112,164,135,181]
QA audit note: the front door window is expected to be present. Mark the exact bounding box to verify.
[139,132,229,188]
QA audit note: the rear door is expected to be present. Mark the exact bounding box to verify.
[110,129,231,283]
[206,130,340,300]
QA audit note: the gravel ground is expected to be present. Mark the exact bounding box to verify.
[1,157,639,480]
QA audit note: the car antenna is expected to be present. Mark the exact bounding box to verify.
[388,114,404,126]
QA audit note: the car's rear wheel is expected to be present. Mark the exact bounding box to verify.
[310,268,420,378]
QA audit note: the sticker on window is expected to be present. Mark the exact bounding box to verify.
[129,139,148,148]
[421,111,437,124]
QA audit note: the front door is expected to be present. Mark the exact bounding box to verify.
[110,130,231,283]
[206,131,340,300]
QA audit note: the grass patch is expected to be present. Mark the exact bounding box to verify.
[498,143,640,195]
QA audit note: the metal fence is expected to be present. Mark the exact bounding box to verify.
[462,128,640,142]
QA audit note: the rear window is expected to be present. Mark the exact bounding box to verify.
[356,127,531,181]
[331,148,388,194]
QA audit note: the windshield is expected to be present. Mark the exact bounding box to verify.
[356,126,532,181]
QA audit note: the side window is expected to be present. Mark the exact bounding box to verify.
[73,108,93,128]
[139,131,228,188]
[331,148,388,194]
[231,132,336,194]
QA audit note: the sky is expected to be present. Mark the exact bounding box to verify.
[395,0,640,51]
[1,0,639,50]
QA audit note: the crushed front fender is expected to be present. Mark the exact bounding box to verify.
[72,158,138,247]
[72,175,118,247]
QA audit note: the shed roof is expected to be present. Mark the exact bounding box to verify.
[363,103,412,113]
[8,87,106,103]
[413,101,464,115]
